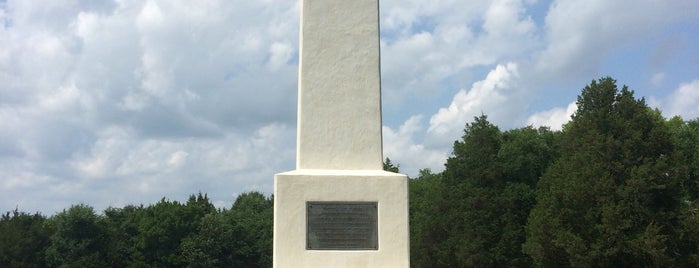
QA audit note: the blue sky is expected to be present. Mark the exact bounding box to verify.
[1,0,698,214]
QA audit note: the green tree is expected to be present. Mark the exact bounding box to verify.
[408,169,443,266]
[45,204,107,267]
[181,192,273,268]
[383,157,400,173]
[180,212,233,267]
[135,194,214,267]
[667,117,699,202]
[103,205,144,267]
[418,115,556,267]
[444,115,502,188]
[499,126,560,187]
[524,77,682,266]
[0,210,52,267]
[228,192,273,267]
[433,115,502,266]
[666,117,699,265]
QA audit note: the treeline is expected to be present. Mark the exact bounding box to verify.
[0,192,272,267]
[1,77,698,267]
[409,77,699,267]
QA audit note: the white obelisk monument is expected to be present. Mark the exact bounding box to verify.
[273,0,409,267]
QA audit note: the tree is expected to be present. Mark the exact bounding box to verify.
[498,126,560,187]
[666,117,699,265]
[45,204,107,267]
[103,205,144,267]
[444,115,502,188]
[524,77,683,266]
[383,157,400,173]
[416,115,557,267]
[180,212,234,267]
[227,192,273,267]
[135,194,214,267]
[181,192,273,268]
[667,117,699,203]
[430,115,502,266]
[0,210,52,267]
[408,169,443,266]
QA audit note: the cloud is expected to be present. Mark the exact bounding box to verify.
[3,122,296,214]
[650,72,666,86]
[427,62,521,147]
[535,0,699,82]
[267,41,294,71]
[527,102,577,130]
[384,61,543,176]
[379,0,539,108]
[0,0,300,213]
[1,0,698,214]
[382,115,448,176]
[652,80,699,120]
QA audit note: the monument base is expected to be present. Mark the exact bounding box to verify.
[273,169,409,268]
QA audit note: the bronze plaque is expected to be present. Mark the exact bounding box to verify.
[306,202,378,250]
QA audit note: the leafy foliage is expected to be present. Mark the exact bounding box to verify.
[45,204,107,267]
[409,78,698,267]
[384,157,401,173]
[180,192,273,267]
[523,77,692,266]
[0,193,271,268]
[409,115,558,267]
[0,210,52,267]
[409,169,443,266]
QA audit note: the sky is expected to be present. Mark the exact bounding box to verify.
[1,0,698,215]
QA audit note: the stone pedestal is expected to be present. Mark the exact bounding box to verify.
[274,170,409,267]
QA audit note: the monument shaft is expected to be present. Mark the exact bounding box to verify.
[274,0,409,267]
[297,0,383,170]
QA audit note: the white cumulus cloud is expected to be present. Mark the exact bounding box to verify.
[427,62,520,147]
[653,80,699,120]
[1,0,697,214]
[527,102,577,130]
[383,115,448,176]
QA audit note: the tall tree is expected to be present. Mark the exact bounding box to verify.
[419,115,557,267]
[383,157,400,173]
[45,204,107,267]
[227,192,273,267]
[103,205,144,267]
[498,126,560,187]
[666,117,699,264]
[667,117,699,203]
[434,115,503,266]
[180,211,234,267]
[524,77,683,266]
[408,169,443,266]
[0,210,52,267]
[444,115,502,188]
[181,192,273,268]
[135,194,214,267]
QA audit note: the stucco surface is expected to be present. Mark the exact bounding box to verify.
[296,0,383,170]
[274,170,409,268]
[274,0,409,266]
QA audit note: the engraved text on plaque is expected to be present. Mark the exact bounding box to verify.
[306,202,378,250]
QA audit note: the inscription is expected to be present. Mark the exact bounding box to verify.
[306,202,378,250]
